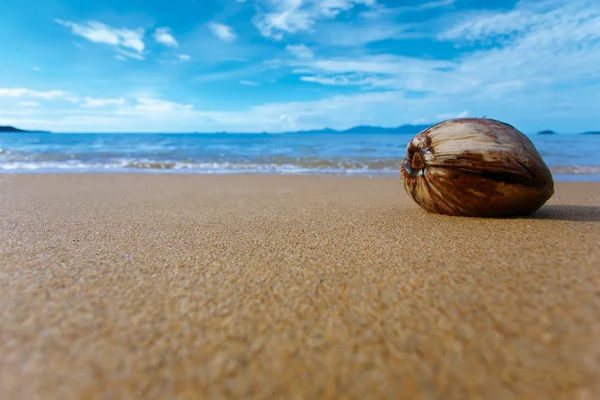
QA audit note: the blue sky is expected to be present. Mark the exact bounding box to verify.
[0,0,599,132]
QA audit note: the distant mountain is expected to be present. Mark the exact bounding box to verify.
[285,124,431,135]
[0,125,50,133]
[341,125,394,134]
[12,123,597,135]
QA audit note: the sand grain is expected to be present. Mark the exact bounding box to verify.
[1,175,599,399]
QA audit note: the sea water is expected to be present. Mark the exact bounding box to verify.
[1,131,599,181]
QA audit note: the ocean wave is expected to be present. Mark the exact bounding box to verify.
[550,165,600,174]
[0,159,401,176]
[1,158,600,178]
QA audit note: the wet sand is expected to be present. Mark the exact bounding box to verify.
[1,174,599,399]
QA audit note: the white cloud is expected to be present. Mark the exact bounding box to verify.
[253,0,376,40]
[300,73,403,87]
[0,110,38,118]
[0,88,74,100]
[316,22,420,47]
[32,67,41,72]
[300,74,365,86]
[290,0,600,105]
[292,55,453,91]
[194,63,267,83]
[286,44,314,59]
[300,75,343,85]
[410,0,455,12]
[81,97,126,108]
[153,27,178,47]
[17,101,40,107]
[1,81,597,133]
[358,0,455,20]
[115,48,145,61]
[208,22,237,42]
[439,0,600,86]
[55,19,145,57]
[211,90,397,132]
[158,54,192,65]
[438,0,600,46]
[416,0,456,10]
[0,88,400,133]
[5,1,600,133]
[135,98,194,112]
[438,2,544,42]
[300,75,365,86]
[299,55,451,75]
[240,80,260,86]
[310,0,456,47]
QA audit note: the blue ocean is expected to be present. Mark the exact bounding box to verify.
[1,131,599,181]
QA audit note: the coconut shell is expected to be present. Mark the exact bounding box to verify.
[400,118,554,217]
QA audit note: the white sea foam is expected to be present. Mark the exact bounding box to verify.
[1,159,599,181]
[550,165,600,174]
[0,160,399,176]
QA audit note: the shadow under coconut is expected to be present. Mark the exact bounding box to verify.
[526,205,600,222]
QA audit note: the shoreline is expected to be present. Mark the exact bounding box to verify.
[1,175,599,398]
[1,170,600,182]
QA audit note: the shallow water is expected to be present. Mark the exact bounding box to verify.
[1,131,599,181]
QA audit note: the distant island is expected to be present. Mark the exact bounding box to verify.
[191,124,433,135]
[0,125,50,133]
[2,123,598,135]
[285,124,432,135]
[0,124,429,135]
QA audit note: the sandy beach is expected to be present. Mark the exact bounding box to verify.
[1,174,599,399]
